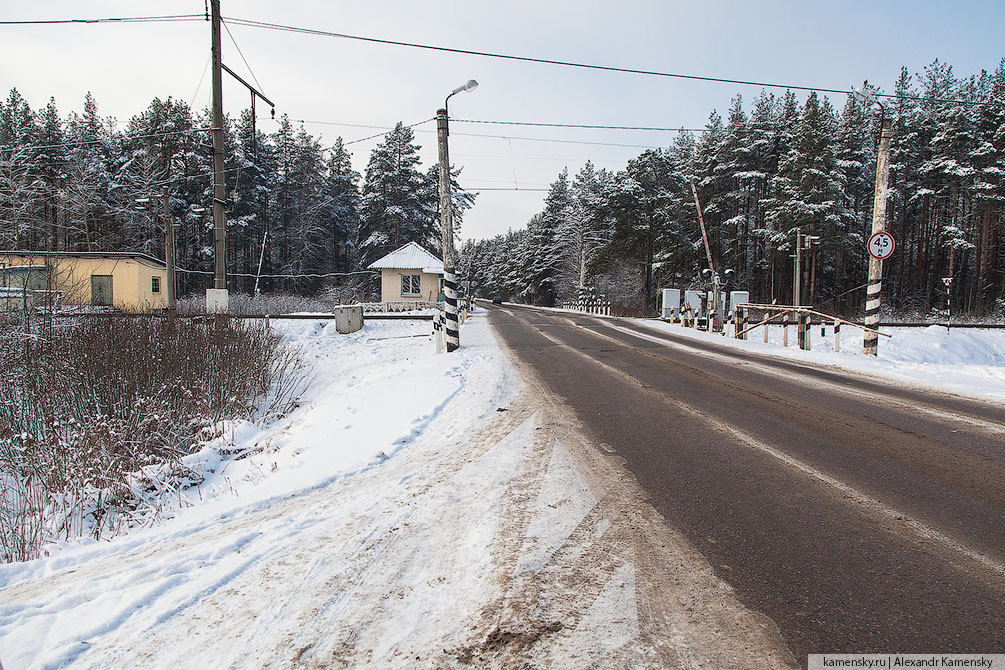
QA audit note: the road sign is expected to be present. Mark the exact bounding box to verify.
[868,231,895,260]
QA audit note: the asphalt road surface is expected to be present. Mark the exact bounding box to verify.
[485,303,1005,661]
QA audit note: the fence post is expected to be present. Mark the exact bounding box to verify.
[782,314,789,347]
[763,319,769,343]
[798,312,810,350]
[735,307,746,340]
[834,322,841,353]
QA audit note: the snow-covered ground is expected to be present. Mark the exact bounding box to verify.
[636,318,1005,402]
[0,314,520,668]
[2,307,1002,669]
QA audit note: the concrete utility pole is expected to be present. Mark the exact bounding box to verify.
[859,92,892,355]
[162,186,176,310]
[793,227,802,307]
[436,79,478,352]
[207,0,229,313]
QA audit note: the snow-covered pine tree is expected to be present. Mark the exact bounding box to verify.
[322,138,361,274]
[358,122,435,266]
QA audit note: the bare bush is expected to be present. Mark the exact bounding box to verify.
[177,276,376,316]
[0,315,307,562]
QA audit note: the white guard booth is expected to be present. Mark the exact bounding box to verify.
[729,291,750,318]
[661,288,681,320]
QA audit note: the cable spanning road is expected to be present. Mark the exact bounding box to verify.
[485,303,1005,660]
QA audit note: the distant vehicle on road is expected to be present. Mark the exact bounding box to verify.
[492,296,502,305]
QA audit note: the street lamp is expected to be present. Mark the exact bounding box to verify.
[436,79,478,352]
[852,84,892,355]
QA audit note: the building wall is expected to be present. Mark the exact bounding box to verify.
[0,255,168,312]
[380,269,443,302]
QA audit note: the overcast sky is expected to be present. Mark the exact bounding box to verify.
[2,1,1003,243]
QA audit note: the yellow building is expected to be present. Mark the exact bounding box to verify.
[367,242,444,304]
[0,251,169,312]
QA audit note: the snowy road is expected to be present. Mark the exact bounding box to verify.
[1,314,795,669]
[486,303,1005,660]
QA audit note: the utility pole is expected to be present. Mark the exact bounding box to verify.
[207,0,228,313]
[162,186,176,310]
[436,79,478,352]
[793,227,801,306]
[436,107,459,351]
[689,177,724,330]
[852,84,893,356]
[863,114,892,355]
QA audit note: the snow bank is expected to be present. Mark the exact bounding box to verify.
[641,319,1005,401]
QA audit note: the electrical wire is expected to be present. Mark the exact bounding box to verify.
[174,267,376,279]
[449,131,662,150]
[0,15,203,25]
[471,187,549,192]
[5,13,984,106]
[221,15,981,106]
[455,119,706,132]
[342,118,434,146]
[6,127,214,153]
[190,54,212,107]
[222,20,268,97]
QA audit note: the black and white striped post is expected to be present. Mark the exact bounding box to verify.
[854,86,892,356]
[436,80,478,352]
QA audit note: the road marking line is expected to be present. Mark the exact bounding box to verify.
[536,319,1005,578]
[602,322,1005,437]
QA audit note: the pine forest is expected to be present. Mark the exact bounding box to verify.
[2,58,1004,318]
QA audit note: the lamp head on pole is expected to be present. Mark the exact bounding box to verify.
[445,79,479,109]
[850,83,885,112]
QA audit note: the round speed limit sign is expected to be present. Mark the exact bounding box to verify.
[868,231,895,260]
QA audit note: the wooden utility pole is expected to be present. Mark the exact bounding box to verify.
[208,0,228,312]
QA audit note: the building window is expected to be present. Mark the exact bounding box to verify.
[152,276,161,294]
[401,274,421,296]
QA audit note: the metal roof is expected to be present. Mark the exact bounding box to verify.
[0,250,167,269]
[367,242,444,274]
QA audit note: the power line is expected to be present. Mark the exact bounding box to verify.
[222,20,267,98]
[175,267,376,279]
[221,15,981,106]
[450,131,662,150]
[0,15,204,25]
[471,187,550,192]
[6,127,214,152]
[455,119,705,132]
[6,13,983,106]
[342,118,434,146]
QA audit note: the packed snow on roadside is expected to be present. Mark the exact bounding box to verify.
[0,312,520,670]
[531,301,1005,400]
[636,319,1005,401]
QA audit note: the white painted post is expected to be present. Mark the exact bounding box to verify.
[834,322,841,352]
[782,314,789,347]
